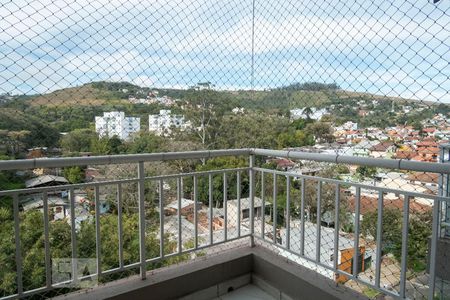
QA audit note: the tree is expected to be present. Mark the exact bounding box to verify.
[60,129,97,153]
[63,166,85,183]
[183,88,221,149]
[361,208,402,256]
[356,166,377,178]
[0,209,194,296]
[301,168,350,226]
[125,132,166,154]
[0,130,30,157]
[216,114,289,149]
[90,136,124,155]
[184,157,249,208]
[276,130,314,148]
[305,121,335,143]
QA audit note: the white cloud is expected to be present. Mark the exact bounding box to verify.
[0,0,448,103]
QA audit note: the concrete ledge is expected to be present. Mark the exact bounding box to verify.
[54,246,367,300]
[251,247,368,300]
[55,247,253,300]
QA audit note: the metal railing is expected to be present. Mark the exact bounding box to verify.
[0,149,449,299]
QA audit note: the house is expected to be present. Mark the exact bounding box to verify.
[20,194,69,220]
[25,175,69,188]
[422,127,436,137]
[165,198,202,216]
[278,222,372,283]
[413,140,439,162]
[268,158,296,171]
[406,172,439,189]
[95,111,140,140]
[226,197,267,228]
[353,140,379,157]
[369,141,396,158]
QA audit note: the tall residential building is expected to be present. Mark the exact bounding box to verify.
[95,111,140,140]
[148,110,188,136]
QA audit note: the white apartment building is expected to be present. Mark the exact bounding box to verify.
[148,110,187,136]
[95,111,140,140]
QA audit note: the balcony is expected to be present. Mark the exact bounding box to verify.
[0,149,449,300]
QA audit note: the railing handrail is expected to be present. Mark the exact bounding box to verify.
[0,149,251,171]
[0,148,448,174]
[252,148,450,174]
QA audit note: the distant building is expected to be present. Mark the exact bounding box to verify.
[369,141,396,158]
[148,110,188,136]
[164,198,202,216]
[25,175,69,188]
[95,111,140,140]
[226,197,267,228]
[232,107,245,114]
[290,108,328,121]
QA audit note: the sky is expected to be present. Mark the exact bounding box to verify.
[0,0,449,103]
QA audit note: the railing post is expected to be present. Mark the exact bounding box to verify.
[286,175,291,250]
[94,185,102,278]
[137,161,146,280]
[194,176,199,249]
[353,187,361,278]
[399,194,410,298]
[249,153,255,247]
[208,174,213,245]
[429,198,440,300]
[375,191,384,288]
[69,188,78,285]
[159,179,165,259]
[43,192,52,288]
[117,183,124,269]
[13,193,23,297]
[223,173,228,242]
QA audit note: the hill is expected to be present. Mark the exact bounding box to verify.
[23,80,435,112]
[28,82,134,107]
[0,108,60,147]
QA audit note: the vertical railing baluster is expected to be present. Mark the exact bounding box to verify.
[316,181,322,262]
[286,176,291,250]
[137,162,146,279]
[43,192,51,288]
[13,193,23,296]
[69,187,78,284]
[375,191,383,288]
[300,178,305,256]
[223,173,228,241]
[249,154,255,247]
[117,183,124,269]
[194,176,198,249]
[94,185,102,277]
[333,184,340,273]
[178,177,183,252]
[429,197,440,300]
[237,171,241,237]
[159,179,164,258]
[399,194,410,298]
[273,174,277,244]
[261,171,265,239]
[353,187,361,278]
[208,174,213,245]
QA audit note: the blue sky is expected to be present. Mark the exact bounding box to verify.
[0,0,449,103]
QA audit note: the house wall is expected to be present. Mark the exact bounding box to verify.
[336,246,366,284]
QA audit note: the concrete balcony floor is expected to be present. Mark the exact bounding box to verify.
[211,284,276,300]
